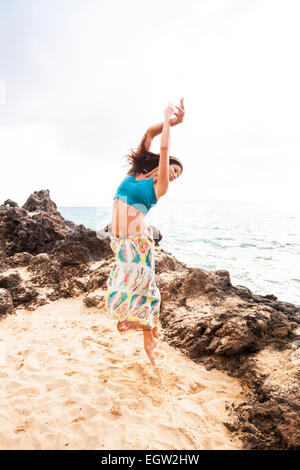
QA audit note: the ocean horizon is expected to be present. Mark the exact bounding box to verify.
[59,199,300,307]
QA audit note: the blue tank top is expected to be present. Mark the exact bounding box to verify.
[114,175,157,215]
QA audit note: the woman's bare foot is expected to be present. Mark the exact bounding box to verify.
[143,329,158,366]
[152,326,160,339]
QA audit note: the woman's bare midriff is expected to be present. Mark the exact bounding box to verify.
[111,177,159,236]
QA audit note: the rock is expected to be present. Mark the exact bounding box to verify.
[0,254,7,272]
[65,220,77,230]
[231,360,300,450]
[10,283,39,307]
[27,254,92,301]
[151,225,162,245]
[102,223,111,233]
[8,252,33,267]
[0,191,67,256]
[0,189,111,275]
[4,199,18,207]
[213,270,232,290]
[29,253,50,269]
[155,249,187,273]
[0,272,22,289]
[86,263,112,292]
[30,259,63,286]
[263,294,278,301]
[277,414,300,449]
[234,285,253,299]
[96,222,112,241]
[52,228,109,266]
[223,421,239,432]
[242,423,258,434]
[206,320,258,356]
[0,288,15,316]
[34,253,50,263]
[22,189,63,218]
[72,278,88,292]
[83,293,104,308]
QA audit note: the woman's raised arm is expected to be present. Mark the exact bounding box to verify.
[155,103,174,197]
[137,98,185,152]
[136,131,154,152]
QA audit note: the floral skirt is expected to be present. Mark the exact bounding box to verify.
[105,226,161,335]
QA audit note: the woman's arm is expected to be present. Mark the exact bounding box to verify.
[148,99,184,137]
[155,105,174,197]
[136,124,164,153]
[136,131,153,152]
[137,98,185,152]
[147,113,183,136]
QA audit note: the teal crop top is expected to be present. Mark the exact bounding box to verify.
[114,175,157,215]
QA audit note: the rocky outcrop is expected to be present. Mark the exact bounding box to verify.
[158,268,298,356]
[0,189,299,449]
[0,191,66,257]
[0,190,111,312]
[22,190,63,215]
[155,267,300,449]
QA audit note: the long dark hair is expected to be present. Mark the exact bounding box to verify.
[123,134,183,176]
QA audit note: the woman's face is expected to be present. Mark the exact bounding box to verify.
[169,164,182,182]
[149,163,182,181]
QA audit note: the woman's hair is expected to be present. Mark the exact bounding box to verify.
[123,134,183,176]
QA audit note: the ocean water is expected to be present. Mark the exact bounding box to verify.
[59,199,300,307]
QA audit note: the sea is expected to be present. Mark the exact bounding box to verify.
[59,199,300,307]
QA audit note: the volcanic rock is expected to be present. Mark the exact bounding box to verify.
[83,292,104,308]
[0,288,14,316]
[4,199,18,208]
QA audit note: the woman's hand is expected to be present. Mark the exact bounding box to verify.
[164,101,176,123]
[170,97,185,126]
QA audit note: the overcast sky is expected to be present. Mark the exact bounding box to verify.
[1,0,299,210]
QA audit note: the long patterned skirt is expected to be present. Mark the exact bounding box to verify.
[105,226,161,335]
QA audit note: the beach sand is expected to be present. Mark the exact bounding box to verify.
[0,295,245,450]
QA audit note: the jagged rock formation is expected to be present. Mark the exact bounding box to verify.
[156,267,300,449]
[0,190,111,311]
[0,189,299,450]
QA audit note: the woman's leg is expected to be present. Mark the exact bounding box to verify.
[143,329,158,366]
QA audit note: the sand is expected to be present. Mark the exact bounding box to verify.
[0,296,245,450]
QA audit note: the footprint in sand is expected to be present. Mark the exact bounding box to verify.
[14,425,26,434]
[189,381,206,394]
[71,416,86,423]
[108,357,119,364]
[110,405,122,417]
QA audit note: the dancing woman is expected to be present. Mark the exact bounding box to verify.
[105,98,185,365]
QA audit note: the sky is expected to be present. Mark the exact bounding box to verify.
[0,0,299,210]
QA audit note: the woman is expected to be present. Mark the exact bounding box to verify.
[105,98,185,366]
